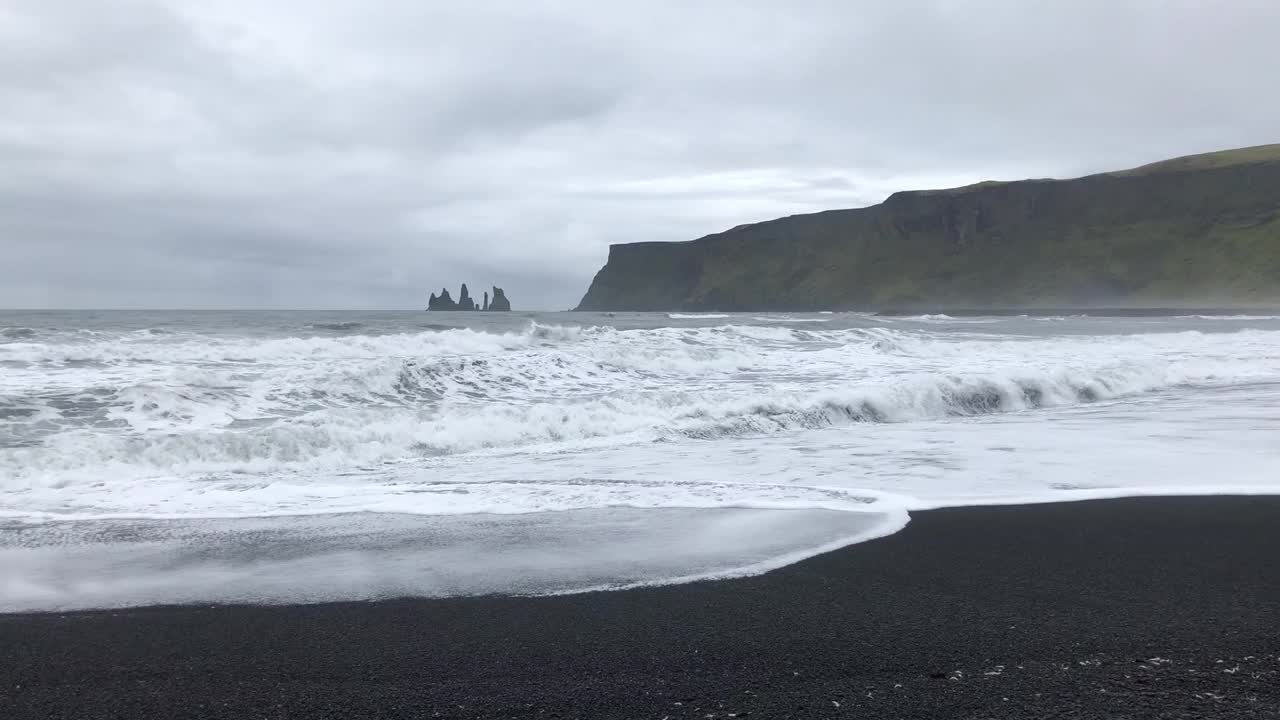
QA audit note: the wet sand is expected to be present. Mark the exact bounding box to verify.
[2,496,1278,719]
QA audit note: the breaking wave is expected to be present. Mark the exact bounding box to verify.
[307,321,365,333]
[752,316,831,323]
[1177,314,1280,321]
[4,320,1277,492]
[0,364,1168,482]
[7,310,1280,612]
[1,327,38,340]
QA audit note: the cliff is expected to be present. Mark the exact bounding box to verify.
[575,144,1280,310]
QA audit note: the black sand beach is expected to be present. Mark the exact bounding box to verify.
[3,496,1278,719]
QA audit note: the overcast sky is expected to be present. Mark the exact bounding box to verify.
[3,1,1278,309]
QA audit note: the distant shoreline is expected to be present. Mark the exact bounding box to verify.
[872,306,1280,317]
[573,306,1280,317]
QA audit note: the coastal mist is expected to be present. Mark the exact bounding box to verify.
[3,309,1280,611]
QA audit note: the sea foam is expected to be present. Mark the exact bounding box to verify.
[5,311,1280,610]
[4,319,1280,521]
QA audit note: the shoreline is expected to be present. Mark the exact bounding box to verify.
[872,306,1280,317]
[3,495,1278,718]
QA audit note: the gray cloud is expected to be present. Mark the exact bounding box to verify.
[2,0,1278,309]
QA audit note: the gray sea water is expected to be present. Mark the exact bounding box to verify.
[3,309,1280,611]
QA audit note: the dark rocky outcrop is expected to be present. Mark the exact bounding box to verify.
[427,288,457,311]
[575,144,1280,311]
[489,286,511,311]
[428,284,513,311]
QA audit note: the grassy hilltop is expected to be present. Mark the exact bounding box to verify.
[576,144,1280,311]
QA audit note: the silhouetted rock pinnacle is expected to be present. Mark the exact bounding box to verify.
[489,286,511,311]
[427,284,513,311]
[427,288,457,311]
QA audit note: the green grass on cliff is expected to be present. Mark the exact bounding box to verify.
[1113,144,1280,177]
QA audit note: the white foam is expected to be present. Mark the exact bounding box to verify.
[0,506,907,611]
[896,314,1004,324]
[1,344,1259,498]
[667,313,732,319]
[4,320,1280,523]
[6,310,1280,610]
[0,479,897,523]
[552,507,911,596]
[752,316,831,323]
[904,484,1280,512]
[1176,314,1280,321]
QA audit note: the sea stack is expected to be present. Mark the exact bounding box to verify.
[427,288,458,311]
[489,286,511,311]
[427,284,513,311]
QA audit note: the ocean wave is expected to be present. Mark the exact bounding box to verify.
[1,327,37,340]
[0,321,921,372]
[0,357,1249,488]
[668,313,731,319]
[307,321,365,332]
[894,314,1005,324]
[5,321,1280,501]
[1176,314,1280,321]
[0,479,900,523]
[0,322,587,367]
[751,316,831,323]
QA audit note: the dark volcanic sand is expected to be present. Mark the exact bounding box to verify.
[2,496,1279,719]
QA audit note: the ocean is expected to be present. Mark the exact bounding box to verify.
[3,309,1280,611]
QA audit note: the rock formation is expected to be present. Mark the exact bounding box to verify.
[427,284,513,311]
[575,143,1280,311]
[489,286,512,311]
[427,288,457,311]
[458,284,476,311]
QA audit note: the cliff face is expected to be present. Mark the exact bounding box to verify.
[576,145,1280,310]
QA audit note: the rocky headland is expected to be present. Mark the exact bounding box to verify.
[576,144,1280,311]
